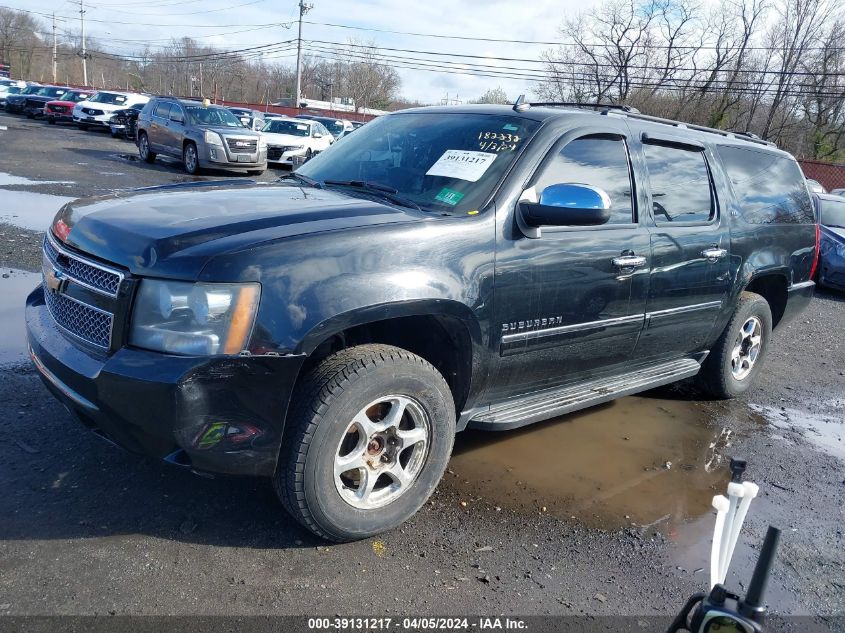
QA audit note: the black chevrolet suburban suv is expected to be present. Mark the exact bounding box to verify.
[25,103,818,541]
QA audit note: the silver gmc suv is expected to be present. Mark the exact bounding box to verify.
[136,97,267,175]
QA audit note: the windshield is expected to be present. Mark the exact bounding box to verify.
[820,197,845,227]
[262,119,310,136]
[4,86,21,95]
[67,91,91,102]
[21,86,41,95]
[186,106,244,127]
[35,87,67,98]
[297,112,541,213]
[89,92,129,105]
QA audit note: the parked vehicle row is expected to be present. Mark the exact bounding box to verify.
[4,83,368,175]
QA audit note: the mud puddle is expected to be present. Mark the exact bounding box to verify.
[0,269,40,365]
[749,403,844,460]
[0,190,75,231]
[448,395,731,532]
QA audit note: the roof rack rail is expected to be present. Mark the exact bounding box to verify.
[607,110,776,147]
[528,101,640,113]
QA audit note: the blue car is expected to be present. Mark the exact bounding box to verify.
[816,193,845,291]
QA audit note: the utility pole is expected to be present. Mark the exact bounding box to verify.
[294,0,313,108]
[51,13,57,84]
[79,0,88,86]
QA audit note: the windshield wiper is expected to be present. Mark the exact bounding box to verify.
[279,172,324,189]
[324,180,422,211]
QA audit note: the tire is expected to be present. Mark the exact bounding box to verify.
[183,142,200,175]
[274,344,456,542]
[110,130,119,138]
[305,148,313,161]
[77,124,88,131]
[47,116,56,125]
[697,291,773,399]
[25,112,34,119]
[138,132,156,163]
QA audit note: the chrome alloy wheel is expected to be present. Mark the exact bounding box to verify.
[184,144,198,173]
[731,316,763,380]
[334,395,430,509]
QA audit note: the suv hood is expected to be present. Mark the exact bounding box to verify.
[54,181,426,279]
[205,126,262,138]
[75,99,140,113]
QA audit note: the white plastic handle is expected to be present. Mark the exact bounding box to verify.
[711,495,730,589]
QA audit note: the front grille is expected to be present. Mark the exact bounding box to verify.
[48,104,68,113]
[44,236,121,295]
[44,288,113,349]
[25,98,45,109]
[226,138,257,153]
[42,235,125,350]
[82,107,104,116]
[267,147,283,160]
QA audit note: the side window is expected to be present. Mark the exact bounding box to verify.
[533,135,635,225]
[643,143,714,224]
[717,145,815,224]
[153,102,171,119]
[169,105,184,123]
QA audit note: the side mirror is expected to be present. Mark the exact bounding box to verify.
[313,132,323,138]
[520,183,611,232]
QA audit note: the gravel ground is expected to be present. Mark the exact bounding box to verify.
[0,111,842,625]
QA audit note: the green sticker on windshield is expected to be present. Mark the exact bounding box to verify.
[503,123,519,131]
[435,188,465,206]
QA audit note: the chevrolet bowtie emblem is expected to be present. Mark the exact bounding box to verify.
[44,267,65,293]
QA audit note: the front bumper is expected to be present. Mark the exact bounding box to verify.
[5,100,25,113]
[73,112,111,127]
[24,106,46,118]
[47,111,74,122]
[818,252,845,291]
[26,285,304,476]
[201,143,267,170]
[267,147,306,165]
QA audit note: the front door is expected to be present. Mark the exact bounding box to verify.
[489,122,651,402]
[629,133,732,359]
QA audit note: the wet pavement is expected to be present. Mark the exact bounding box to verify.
[0,269,39,365]
[449,396,730,532]
[0,110,842,622]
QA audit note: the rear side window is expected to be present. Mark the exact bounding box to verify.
[153,102,171,119]
[534,135,635,225]
[643,144,714,224]
[717,146,815,224]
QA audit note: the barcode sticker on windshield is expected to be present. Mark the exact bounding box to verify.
[426,150,497,182]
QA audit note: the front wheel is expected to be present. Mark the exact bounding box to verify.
[47,116,56,125]
[697,291,773,399]
[183,142,200,174]
[274,344,456,542]
[77,124,88,131]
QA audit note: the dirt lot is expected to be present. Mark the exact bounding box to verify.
[0,111,843,626]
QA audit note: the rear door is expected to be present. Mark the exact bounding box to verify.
[489,120,651,401]
[148,101,171,152]
[630,130,732,359]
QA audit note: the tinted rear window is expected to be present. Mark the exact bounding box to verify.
[643,144,714,224]
[717,146,814,224]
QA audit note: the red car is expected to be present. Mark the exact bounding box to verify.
[45,89,95,125]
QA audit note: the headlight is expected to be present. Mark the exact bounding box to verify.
[130,280,261,355]
[288,145,305,151]
[836,242,845,258]
[204,130,223,145]
[258,137,267,150]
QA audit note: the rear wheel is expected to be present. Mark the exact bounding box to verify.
[183,142,200,175]
[138,132,156,163]
[274,344,455,542]
[697,291,773,399]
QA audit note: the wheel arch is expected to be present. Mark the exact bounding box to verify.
[295,300,483,415]
[741,271,789,329]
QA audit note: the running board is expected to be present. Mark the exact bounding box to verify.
[469,357,702,431]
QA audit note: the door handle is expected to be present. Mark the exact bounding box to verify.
[612,255,647,269]
[701,247,727,262]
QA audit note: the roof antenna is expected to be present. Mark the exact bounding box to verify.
[513,94,530,112]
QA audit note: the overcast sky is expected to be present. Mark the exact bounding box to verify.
[5,0,603,103]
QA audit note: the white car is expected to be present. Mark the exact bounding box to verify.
[73,91,150,130]
[261,118,333,166]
